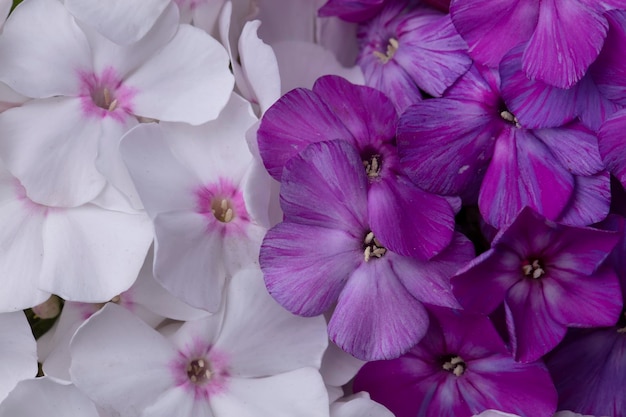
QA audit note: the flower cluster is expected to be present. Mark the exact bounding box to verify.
[0,0,625,416]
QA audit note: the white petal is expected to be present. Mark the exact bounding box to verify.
[0,82,28,113]
[214,269,328,378]
[0,312,37,402]
[153,211,226,312]
[70,304,176,417]
[82,3,179,78]
[254,0,317,44]
[0,0,10,28]
[65,0,171,45]
[238,20,281,113]
[0,0,91,97]
[0,191,49,311]
[210,369,329,417]
[240,158,275,229]
[40,205,153,302]
[272,40,364,93]
[141,386,196,417]
[188,0,226,34]
[0,377,99,417]
[126,24,234,125]
[132,247,210,321]
[330,392,394,417]
[320,342,364,388]
[0,98,105,207]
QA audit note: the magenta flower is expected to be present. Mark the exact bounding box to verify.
[397,64,610,228]
[356,0,471,111]
[452,207,622,362]
[450,0,616,88]
[258,75,457,260]
[353,305,558,417]
[260,140,474,361]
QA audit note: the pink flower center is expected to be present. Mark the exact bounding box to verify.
[78,67,136,122]
[171,340,230,400]
[195,178,250,236]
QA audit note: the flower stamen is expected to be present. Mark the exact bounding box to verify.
[211,198,234,223]
[500,110,521,128]
[442,355,466,377]
[186,358,212,385]
[363,155,382,179]
[363,231,387,262]
[373,38,399,64]
[522,259,545,279]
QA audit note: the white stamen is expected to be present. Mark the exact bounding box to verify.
[107,99,118,112]
[364,246,372,262]
[223,208,233,223]
[365,231,374,245]
[458,165,470,174]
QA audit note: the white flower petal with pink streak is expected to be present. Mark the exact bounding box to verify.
[0,377,99,417]
[0,312,37,403]
[70,268,328,417]
[65,0,171,45]
[121,94,266,311]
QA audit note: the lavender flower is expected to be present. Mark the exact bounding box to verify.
[260,140,473,360]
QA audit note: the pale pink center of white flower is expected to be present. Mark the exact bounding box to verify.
[71,292,135,321]
[195,177,250,237]
[78,67,136,122]
[171,338,229,400]
[174,0,202,10]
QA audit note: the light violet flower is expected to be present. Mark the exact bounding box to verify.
[0,0,234,207]
[353,306,558,417]
[121,94,268,312]
[258,75,458,260]
[70,269,330,417]
[452,207,622,362]
[260,139,474,360]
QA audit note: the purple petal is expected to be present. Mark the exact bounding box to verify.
[574,73,621,131]
[500,45,577,129]
[318,0,386,22]
[599,108,626,187]
[557,172,611,226]
[394,13,472,97]
[452,247,522,314]
[257,88,354,180]
[260,222,361,316]
[279,139,368,232]
[368,175,455,259]
[505,279,568,362]
[397,99,497,200]
[311,75,397,148]
[479,127,574,228]
[444,64,501,104]
[523,0,608,88]
[543,265,622,327]
[328,260,429,361]
[388,232,475,309]
[450,0,539,67]
[532,122,603,176]
[588,10,626,106]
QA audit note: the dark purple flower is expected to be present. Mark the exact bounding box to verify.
[353,305,558,417]
[397,64,610,228]
[356,0,471,111]
[599,108,626,190]
[258,75,457,260]
[259,140,474,361]
[450,0,612,88]
[452,207,622,362]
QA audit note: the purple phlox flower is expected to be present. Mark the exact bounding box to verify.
[452,207,623,362]
[499,10,626,133]
[397,63,610,229]
[318,0,388,22]
[450,0,613,88]
[260,139,474,361]
[258,74,457,260]
[353,305,558,417]
[356,0,471,112]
